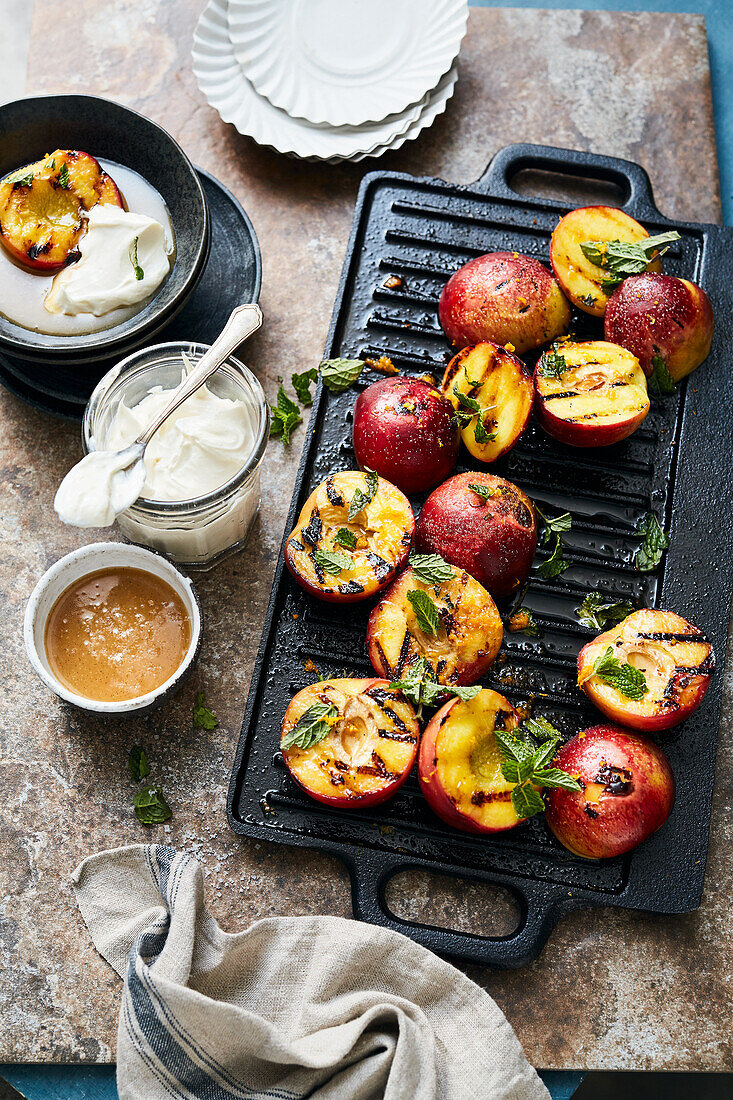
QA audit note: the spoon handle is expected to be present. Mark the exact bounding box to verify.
[134,303,263,447]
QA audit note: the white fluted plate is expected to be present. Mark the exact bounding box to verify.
[227,0,466,128]
[193,0,458,161]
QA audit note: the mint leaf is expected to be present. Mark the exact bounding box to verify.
[292,368,318,406]
[635,511,670,572]
[407,589,440,636]
[592,645,648,700]
[533,768,583,791]
[12,171,34,189]
[511,782,546,820]
[522,716,562,743]
[536,539,570,579]
[129,236,144,281]
[128,745,150,782]
[193,691,219,730]
[474,416,497,445]
[408,552,453,586]
[535,506,572,580]
[493,725,535,764]
[467,482,498,502]
[348,468,378,521]
[270,385,302,445]
[507,608,542,636]
[134,786,172,825]
[334,527,357,550]
[537,350,568,379]
[388,656,480,711]
[313,549,352,575]
[319,358,365,394]
[576,593,636,631]
[282,702,337,751]
[58,162,70,189]
[648,354,676,399]
[579,231,680,291]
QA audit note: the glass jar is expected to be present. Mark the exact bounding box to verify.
[83,342,269,569]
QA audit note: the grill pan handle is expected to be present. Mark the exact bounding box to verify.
[474,142,660,220]
[348,851,568,969]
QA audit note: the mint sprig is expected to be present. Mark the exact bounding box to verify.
[282,702,337,751]
[494,716,581,819]
[389,656,479,712]
[537,349,568,380]
[579,231,680,293]
[270,385,302,445]
[292,368,318,406]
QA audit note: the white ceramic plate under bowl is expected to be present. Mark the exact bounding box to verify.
[193,0,457,160]
[227,0,467,128]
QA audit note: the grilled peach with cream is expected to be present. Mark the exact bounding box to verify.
[550,206,662,317]
[285,471,413,603]
[534,340,649,448]
[578,609,714,732]
[415,473,537,598]
[604,273,714,383]
[366,565,502,685]
[438,251,570,354]
[352,377,459,493]
[441,342,533,463]
[419,689,526,833]
[281,678,419,809]
[545,725,675,859]
[0,149,123,270]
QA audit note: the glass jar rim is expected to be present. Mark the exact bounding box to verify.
[82,340,270,516]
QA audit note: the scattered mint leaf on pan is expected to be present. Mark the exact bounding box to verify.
[635,511,670,572]
[269,385,302,445]
[406,589,440,636]
[334,527,357,550]
[648,354,676,398]
[348,468,378,521]
[282,702,337,751]
[576,593,636,631]
[591,645,648,700]
[535,505,572,580]
[292,368,318,406]
[134,786,172,825]
[193,692,219,730]
[313,549,352,575]
[507,608,542,636]
[319,358,365,393]
[128,745,150,782]
[579,231,681,293]
[408,552,453,586]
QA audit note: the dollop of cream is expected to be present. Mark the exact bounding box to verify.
[54,449,146,528]
[106,376,254,501]
[45,204,171,317]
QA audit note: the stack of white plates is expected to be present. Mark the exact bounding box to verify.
[193,0,467,162]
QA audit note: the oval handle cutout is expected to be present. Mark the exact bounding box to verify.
[384,869,520,939]
[508,167,626,210]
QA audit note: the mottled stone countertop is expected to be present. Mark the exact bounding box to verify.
[1,1,730,1072]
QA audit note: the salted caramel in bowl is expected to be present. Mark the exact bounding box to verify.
[24,542,201,713]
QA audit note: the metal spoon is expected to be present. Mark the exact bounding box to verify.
[54,302,263,528]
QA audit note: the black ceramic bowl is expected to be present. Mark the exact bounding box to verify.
[0,95,210,364]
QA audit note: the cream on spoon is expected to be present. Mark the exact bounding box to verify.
[54,303,263,528]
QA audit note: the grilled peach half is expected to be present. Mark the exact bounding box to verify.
[352,377,459,493]
[438,251,571,354]
[545,725,675,859]
[578,609,714,732]
[419,689,527,833]
[604,273,714,383]
[0,149,123,270]
[441,342,533,463]
[281,678,419,809]
[415,472,537,599]
[367,565,502,685]
[285,471,414,603]
[550,205,662,318]
[534,340,649,447]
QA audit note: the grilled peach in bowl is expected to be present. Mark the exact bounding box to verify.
[285,470,414,603]
[545,724,675,859]
[280,678,419,809]
[438,251,570,354]
[534,340,649,448]
[419,689,528,833]
[578,608,714,732]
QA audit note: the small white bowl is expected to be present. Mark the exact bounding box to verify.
[24,542,202,714]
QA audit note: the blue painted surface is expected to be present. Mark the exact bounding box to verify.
[1,6,726,1099]
[0,1066,584,1098]
[471,1,730,223]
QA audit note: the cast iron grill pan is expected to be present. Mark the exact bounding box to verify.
[227,145,733,967]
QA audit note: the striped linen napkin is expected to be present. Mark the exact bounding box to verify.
[72,844,549,1100]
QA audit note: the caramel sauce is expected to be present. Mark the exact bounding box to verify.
[45,567,191,702]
